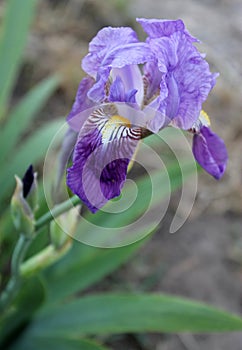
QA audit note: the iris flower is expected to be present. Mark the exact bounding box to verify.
[66,18,227,213]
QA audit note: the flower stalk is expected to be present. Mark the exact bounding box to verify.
[0,234,31,313]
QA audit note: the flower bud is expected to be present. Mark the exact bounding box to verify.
[11,176,35,237]
[50,206,79,249]
[22,165,39,213]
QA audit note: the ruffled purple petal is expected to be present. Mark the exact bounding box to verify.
[137,18,198,42]
[148,32,218,129]
[86,43,153,103]
[67,108,141,212]
[67,77,95,131]
[192,126,228,179]
[82,27,140,77]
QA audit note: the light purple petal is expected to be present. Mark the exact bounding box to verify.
[67,108,141,212]
[86,43,153,103]
[67,77,95,131]
[192,126,228,179]
[137,18,198,42]
[109,76,137,103]
[143,60,163,102]
[111,66,144,106]
[148,32,218,129]
[82,27,140,77]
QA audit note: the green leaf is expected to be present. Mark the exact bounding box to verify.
[0,118,64,203]
[23,294,242,337]
[9,337,109,350]
[43,235,151,304]
[0,76,60,164]
[0,0,37,117]
[0,276,46,346]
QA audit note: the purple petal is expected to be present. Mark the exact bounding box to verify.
[192,126,228,179]
[67,77,95,131]
[148,32,218,129]
[137,18,198,42]
[82,27,140,77]
[86,42,153,103]
[109,76,137,103]
[143,60,163,102]
[67,108,141,212]
[111,66,144,106]
[82,27,152,104]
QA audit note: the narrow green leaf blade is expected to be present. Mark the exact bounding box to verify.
[0,0,37,117]
[26,294,242,336]
[0,75,60,164]
[43,236,151,304]
[9,337,109,350]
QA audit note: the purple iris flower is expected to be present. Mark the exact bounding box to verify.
[66,19,227,212]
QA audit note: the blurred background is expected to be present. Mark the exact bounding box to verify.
[1,0,242,348]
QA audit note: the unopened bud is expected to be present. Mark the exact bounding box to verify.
[50,206,79,249]
[11,176,35,237]
[22,165,39,213]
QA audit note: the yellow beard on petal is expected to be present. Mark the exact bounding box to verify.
[101,115,131,143]
[200,110,211,127]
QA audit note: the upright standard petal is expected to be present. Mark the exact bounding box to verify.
[148,31,218,130]
[82,27,140,77]
[192,126,228,179]
[67,106,142,212]
[137,18,198,41]
[82,27,153,103]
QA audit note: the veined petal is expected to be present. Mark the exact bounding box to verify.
[67,106,142,212]
[82,27,140,77]
[86,42,153,103]
[67,76,95,131]
[143,60,163,102]
[137,18,198,42]
[109,75,138,104]
[192,126,228,179]
[111,65,143,106]
[148,31,218,129]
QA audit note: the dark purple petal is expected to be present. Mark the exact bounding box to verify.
[137,18,198,42]
[22,165,34,198]
[192,126,228,179]
[67,108,141,212]
[67,77,95,131]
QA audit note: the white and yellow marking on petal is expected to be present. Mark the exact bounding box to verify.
[191,110,211,133]
[200,110,211,127]
[101,115,131,143]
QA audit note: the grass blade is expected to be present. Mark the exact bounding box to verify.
[0,75,60,164]
[25,293,242,336]
[0,0,37,118]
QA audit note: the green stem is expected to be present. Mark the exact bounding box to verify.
[20,240,72,278]
[0,234,31,313]
[35,195,80,231]
[0,196,79,313]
